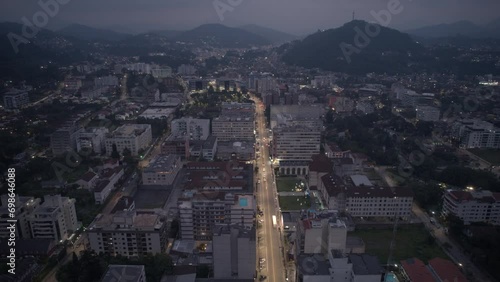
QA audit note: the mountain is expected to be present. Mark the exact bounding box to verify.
[57,24,132,41]
[282,20,424,74]
[407,21,487,38]
[149,29,183,39]
[407,20,500,39]
[174,24,270,48]
[239,25,297,44]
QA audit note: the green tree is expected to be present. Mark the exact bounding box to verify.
[111,144,120,159]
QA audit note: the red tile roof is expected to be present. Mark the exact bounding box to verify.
[428,258,467,282]
[309,154,333,173]
[400,258,436,282]
[80,171,97,182]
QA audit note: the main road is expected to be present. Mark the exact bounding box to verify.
[251,95,287,282]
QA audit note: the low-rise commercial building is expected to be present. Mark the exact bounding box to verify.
[3,88,29,109]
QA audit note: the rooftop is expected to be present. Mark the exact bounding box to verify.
[428,257,467,282]
[349,254,383,276]
[144,154,180,173]
[400,258,436,282]
[101,265,145,282]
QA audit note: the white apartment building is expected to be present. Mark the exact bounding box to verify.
[105,124,152,156]
[50,126,82,156]
[77,127,109,154]
[151,66,172,78]
[319,173,413,218]
[3,88,29,109]
[270,105,324,130]
[443,189,500,225]
[296,214,347,255]
[213,224,256,280]
[416,105,440,122]
[453,120,500,149]
[87,210,167,257]
[0,195,40,239]
[142,155,181,186]
[212,103,255,142]
[177,64,196,75]
[178,192,255,240]
[272,125,321,162]
[171,118,210,140]
[29,195,78,243]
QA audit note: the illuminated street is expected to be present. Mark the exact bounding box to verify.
[252,94,287,282]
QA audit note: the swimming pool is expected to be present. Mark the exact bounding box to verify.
[385,272,399,282]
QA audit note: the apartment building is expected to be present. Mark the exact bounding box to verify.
[453,120,500,149]
[184,161,254,193]
[171,118,210,140]
[213,224,256,280]
[443,189,500,225]
[3,88,29,109]
[105,124,152,156]
[270,105,324,130]
[212,102,255,142]
[296,212,347,255]
[142,155,181,186]
[416,105,440,122]
[272,125,321,162]
[0,195,40,239]
[94,75,119,87]
[319,173,413,218]
[76,127,109,154]
[29,195,78,243]
[51,126,82,156]
[178,192,255,240]
[87,210,167,257]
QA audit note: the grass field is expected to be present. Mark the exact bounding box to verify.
[350,225,449,264]
[278,196,311,210]
[468,149,500,165]
[276,177,304,192]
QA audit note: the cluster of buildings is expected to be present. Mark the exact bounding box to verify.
[0,194,78,256]
[452,119,500,149]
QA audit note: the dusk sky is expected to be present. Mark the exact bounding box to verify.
[1,0,500,35]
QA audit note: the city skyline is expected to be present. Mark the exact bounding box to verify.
[1,0,500,35]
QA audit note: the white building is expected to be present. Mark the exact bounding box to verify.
[212,103,255,142]
[178,192,255,240]
[51,126,82,156]
[0,195,40,239]
[319,173,413,218]
[87,210,167,257]
[94,75,119,87]
[177,64,196,75]
[296,214,347,255]
[105,124,152,156]
[138,108,175,120]
[151,66,172,78]
[416,105,440,122]
[453,120,500,149]
[29,195,78,243]
[213,224,256,280]
[142,155,181,186]
[443,189,500,225]
[3,88,29,109]
[171,118,210,140]
[77,127,108,154]
[272,125,321,162]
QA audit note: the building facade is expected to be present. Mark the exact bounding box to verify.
[105,124,152,156]
[443,189,500,225]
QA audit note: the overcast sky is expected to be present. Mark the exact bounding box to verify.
[1,0,499,35]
